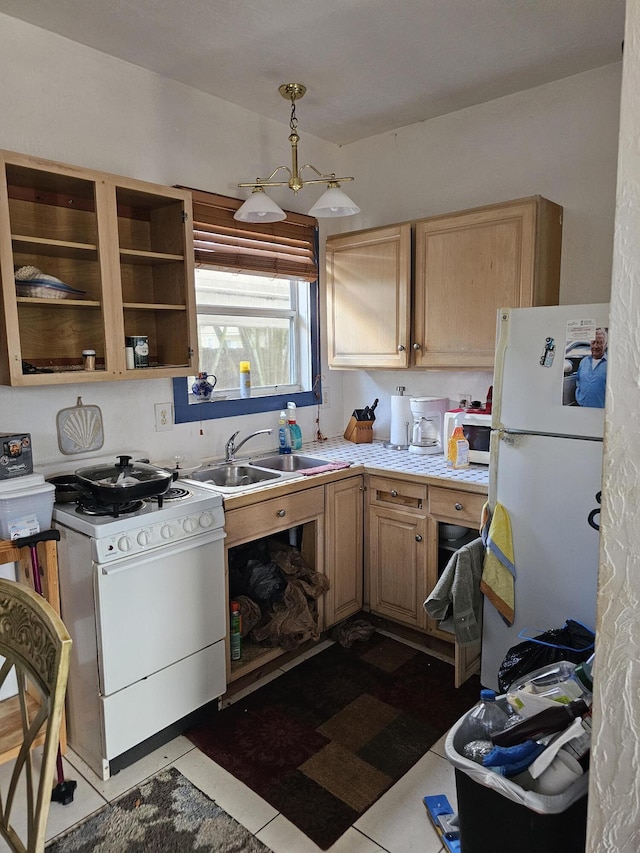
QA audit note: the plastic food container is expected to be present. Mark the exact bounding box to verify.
[0,474,55,540]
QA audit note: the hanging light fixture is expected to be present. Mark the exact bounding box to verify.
[234,83,360,222]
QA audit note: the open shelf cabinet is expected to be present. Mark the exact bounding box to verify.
[0,149,197,385]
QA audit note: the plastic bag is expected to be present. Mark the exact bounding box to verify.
[498,619,595,693]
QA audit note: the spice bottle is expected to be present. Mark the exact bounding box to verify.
[230,601,242,661]
[82,349,96,371]
[239,361,251,398]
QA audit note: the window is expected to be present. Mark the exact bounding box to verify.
[173,190,321,424]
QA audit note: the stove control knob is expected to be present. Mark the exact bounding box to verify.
[161,524,174,540]
[183,517,197,533]
[137,530,151,546]
[118,536,133,553]
[199,512,214,528]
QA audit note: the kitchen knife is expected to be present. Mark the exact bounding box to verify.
[363,398,379,420]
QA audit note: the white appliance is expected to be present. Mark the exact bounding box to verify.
[408,397,449,454]
[44,455,227,780]
[481,303,608,690]
[443,411,492,464]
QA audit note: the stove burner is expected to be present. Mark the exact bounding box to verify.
[145,486,192,503]
[76,499,144,517]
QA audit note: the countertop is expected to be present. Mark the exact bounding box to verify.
[211,437,489,510]
[304,437,489,489]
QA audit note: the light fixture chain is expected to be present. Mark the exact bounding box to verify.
[290,100,298,132]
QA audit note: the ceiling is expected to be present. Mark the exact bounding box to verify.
[0,0,625,145]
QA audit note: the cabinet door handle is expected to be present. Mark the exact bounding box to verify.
[397,344,406,352]
[413,342,421,350]
[277,509,286,517]
[415,534,423,542]
[390,489,398,497]
[454,502,463,511]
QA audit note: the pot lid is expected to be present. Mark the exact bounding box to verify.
[75,455,173,488]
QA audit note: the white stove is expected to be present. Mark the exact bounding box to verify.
[52,480,224,563]
[41,452,228,780]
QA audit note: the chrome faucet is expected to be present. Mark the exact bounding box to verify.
[225,428,273,462]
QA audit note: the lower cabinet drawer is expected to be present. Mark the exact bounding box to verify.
[368,476,427,511]
[224,486,324,546]
[428,486,486,527]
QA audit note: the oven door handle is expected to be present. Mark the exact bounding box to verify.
[98,528,226,575]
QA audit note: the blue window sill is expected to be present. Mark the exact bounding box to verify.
[172,381,319,424]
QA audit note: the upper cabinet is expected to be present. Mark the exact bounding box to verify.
[326,196,562,370]
[0,149,197,385]
[326,223,412,369]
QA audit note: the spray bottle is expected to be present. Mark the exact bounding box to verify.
[447,413,470,469]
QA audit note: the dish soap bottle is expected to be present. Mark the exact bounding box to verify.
[278,410,292,454]
[447,413,470,469]
[287,402,303,450]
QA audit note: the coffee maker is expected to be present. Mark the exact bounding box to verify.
[408,397,449,455]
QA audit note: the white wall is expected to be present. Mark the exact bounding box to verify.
[588,1,640,848]
[0,13,622,468]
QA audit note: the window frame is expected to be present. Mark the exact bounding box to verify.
[173,202,321,424]
[173,278,321,422]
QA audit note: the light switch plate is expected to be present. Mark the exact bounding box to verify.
[154,402,173,431]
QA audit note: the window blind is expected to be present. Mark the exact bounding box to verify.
[182,188,318,282]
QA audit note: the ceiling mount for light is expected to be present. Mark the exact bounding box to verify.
[234,83,360,222]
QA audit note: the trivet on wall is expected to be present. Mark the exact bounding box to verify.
[56,397,104,455]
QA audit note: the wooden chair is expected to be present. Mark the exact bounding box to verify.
[0,579,72,853]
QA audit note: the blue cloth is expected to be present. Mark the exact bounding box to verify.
[575,354,607,408]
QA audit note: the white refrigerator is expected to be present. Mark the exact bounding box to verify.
[481,303,608,690]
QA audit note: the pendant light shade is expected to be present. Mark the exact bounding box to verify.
[235,83,360,221]
[234,186,286,222]
[308,184,361,218]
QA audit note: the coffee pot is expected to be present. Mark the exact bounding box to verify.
[408,397,449,455]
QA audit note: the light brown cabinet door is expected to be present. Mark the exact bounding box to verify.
[368,504,428,628]
[413,196,562,369]
[326,224,411,369]
[324,476,364,628]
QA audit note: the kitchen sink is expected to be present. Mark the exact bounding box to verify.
[250,454,331,472]
[189,464,282,488]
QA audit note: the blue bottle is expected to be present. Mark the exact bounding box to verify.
[278,410,292,454]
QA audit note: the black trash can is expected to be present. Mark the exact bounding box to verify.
[445,700,588,853]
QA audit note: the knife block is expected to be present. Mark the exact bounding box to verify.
[344,416,374,443]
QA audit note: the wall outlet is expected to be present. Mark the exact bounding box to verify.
[323,385,330,407]
[155,402,173,431]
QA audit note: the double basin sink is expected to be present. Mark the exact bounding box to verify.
[186,454,333,493]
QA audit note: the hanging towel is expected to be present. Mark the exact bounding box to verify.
[424,537,485,645]
[480,501,516,625]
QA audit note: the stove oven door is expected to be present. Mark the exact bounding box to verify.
[95,528,226,694]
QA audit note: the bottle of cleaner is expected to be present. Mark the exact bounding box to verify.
[278,409,292,454]
[230,601,242,661]
[239,361,251,398]
[447,413,469,469]
[287,402,303,450]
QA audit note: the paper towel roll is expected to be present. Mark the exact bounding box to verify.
[389,394,413,446]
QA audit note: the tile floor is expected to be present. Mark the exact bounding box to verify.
[1,640,464,853]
